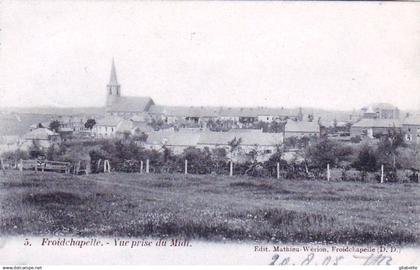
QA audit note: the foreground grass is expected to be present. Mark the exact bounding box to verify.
[0,171,419,244]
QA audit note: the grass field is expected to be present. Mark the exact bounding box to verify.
[0,171,419,245]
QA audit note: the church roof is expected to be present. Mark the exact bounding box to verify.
[107,96,154,113]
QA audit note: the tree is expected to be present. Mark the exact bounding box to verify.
[228,137,242,159]
[49,120,61,132]
[353,144,377,172]
[181,147,212,174]
[376,127,406,169]
[333,118,338,133]
[133,131,148,142]
[122,131,131,141]
[284,136,298,149]
[246,145,259,163]
[84,119,96,130]
[305,138,353,168]
[28,143,45,159]
[307,114,314,122]
[268,120,285,133]
[211,147,228,174]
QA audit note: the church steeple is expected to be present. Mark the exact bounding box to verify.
[109,58,119,86]
[106,58,121,107]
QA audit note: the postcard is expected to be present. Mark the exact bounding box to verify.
[0,0,419,267]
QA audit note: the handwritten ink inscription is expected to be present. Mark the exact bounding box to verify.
[269,252,393,265]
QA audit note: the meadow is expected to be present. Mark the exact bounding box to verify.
[0,171,419,245]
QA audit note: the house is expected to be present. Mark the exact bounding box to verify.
[350,119,401,138]
[402,116,420,143]
[144,130,201,154]
[255,107,300,123]
[284,120,320,138]
[148,105,221,126]
[57,115,91,133]
[142,129,283,162]
[92,116,123,138]
[22,128,61,149]
[115,119,154,138]
[197,131,283,162]
[57,128,74,142]
[361,103,400,120]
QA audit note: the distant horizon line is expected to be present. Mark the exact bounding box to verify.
[0,104,417,113]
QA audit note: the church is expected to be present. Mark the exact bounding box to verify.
[105,59,155,119]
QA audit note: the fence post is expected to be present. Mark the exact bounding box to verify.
[97,159,102,171]
[276,162,280,180]
[86,160,91,175]
[146,159,150,174]
[76,161,81,175]
[107,160,111,173]
[185,159,188,175]
[381,164,384,184]
[35,160,38,172]
[140,160,143,174]
[19,159,23,172]
[229,160,233,177]
[327,163,330,181]
[103,160,110,173]
[1,158,5,175]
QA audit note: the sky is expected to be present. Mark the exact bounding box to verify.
[0,1,419,111]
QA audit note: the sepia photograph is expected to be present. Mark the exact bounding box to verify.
[0,0,419,266]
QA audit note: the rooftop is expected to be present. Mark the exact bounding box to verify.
[95,116,124,126]
[352,118,402,128]
[24,128,58,140]
[284,120,320,133]
[107,96,154,113]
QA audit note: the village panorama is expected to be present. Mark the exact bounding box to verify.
[0,59,419,246]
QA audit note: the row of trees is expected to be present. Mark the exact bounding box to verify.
[2,127,418,182]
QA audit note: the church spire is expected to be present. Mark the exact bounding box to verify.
[109,58,119,85]
[106,58,121,106]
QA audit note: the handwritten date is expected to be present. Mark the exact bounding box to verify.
[269,253,392,265]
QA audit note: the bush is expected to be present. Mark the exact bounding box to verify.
[28,144,45,159]
[396,169,412,183]
[305,139,353,168]
[342,169,362,182]
[329,168,342,181]
[350,136,362,144]
[353,144,377,172]
[1,149,29,162]
[181,147,213,174]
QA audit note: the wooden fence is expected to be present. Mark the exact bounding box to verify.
[17,159,71,174]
